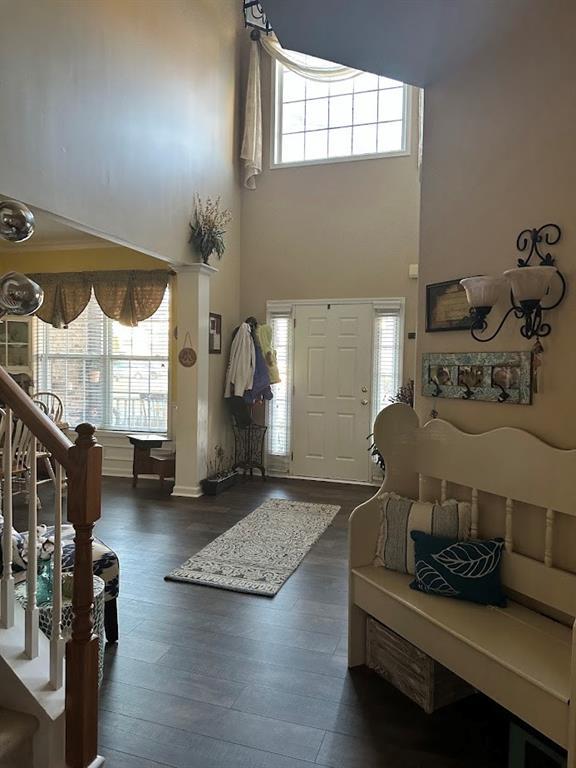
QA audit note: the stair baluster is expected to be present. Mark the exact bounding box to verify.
[24,436,39,659]
[50,462,65,690]
[1,407,14,629]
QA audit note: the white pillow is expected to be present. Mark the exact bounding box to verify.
[373,492,471,575]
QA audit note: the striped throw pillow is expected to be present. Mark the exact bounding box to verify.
[374,493,471,575]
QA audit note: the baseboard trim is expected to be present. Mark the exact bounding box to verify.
[267,471,378,487]
[102,469,133,478]
[171,485,203,498]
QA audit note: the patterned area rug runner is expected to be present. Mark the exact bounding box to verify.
[165,499,340,596]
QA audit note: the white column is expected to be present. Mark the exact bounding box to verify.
[172,263,217,498]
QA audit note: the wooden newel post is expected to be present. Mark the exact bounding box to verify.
[65,423,102,768]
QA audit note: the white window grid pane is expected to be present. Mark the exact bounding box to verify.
[35,289,170,433]
[276,62,408,165]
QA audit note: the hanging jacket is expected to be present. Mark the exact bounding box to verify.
[224,322,255,398]
[244,341,272,404]
[256,324,281,385]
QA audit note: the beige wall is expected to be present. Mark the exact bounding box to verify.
[0,0,244,453]
[0,0,240,267]
[416,1,576,447]
[240,57,421,381]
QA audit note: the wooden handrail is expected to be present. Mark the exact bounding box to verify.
[0,366,102,766]
[0,366,72,467]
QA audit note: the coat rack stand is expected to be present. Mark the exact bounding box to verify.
[232,419,267,479]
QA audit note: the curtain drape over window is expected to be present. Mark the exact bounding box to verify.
[260,35,362,82]
[29,270,170,328]
[241,35,363,190]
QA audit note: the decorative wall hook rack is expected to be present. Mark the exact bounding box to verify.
[430,378,442,397]
[460,224,567,342]
[495,384,510,403]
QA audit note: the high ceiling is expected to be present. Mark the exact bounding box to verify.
[261,0,535,87]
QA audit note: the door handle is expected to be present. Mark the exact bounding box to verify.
[361,386,368,393]
[361,399,369,406]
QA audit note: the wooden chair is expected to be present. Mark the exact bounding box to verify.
[33,391,66,427]
[32,393,66,495]
[0,408,36,503]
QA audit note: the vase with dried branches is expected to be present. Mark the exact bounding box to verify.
[189,194,232,264]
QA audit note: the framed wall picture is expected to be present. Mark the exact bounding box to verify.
[209,312,222,354]
[426,279,473,332]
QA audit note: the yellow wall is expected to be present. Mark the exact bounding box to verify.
[416,2,576,447]
[240,56,421,382]
[0,246,162,274]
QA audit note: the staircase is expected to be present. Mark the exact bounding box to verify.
[0,367,103,768]
[0,707,37,768]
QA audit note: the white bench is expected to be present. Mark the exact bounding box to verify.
[349,403,576,766]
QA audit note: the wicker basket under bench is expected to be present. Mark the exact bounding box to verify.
[366,616,475,713]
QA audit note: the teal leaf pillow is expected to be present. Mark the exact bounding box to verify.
[409,531,506,607]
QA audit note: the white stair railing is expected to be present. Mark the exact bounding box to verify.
[50,462,65,690]
[0,407,14,630]
[0,409,65,689]
[0,368,103,768]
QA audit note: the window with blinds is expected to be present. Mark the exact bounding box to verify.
[372,305,403,428]
[266,310,293,473]
[35,290,170,433]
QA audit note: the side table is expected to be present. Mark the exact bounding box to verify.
[127,433,175,490]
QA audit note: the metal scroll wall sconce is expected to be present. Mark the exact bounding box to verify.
[460,224,567,342]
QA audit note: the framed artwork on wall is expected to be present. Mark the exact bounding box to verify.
[209,312,222,354]
[426,279,474,332]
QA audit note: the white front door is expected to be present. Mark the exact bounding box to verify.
[292,303,373,482]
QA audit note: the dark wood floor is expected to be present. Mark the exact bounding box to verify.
[29,477,509,767]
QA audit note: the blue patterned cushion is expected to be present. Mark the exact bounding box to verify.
[409,531,506,607]
[5,522,119,603]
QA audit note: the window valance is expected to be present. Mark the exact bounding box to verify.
[28,270,170,328]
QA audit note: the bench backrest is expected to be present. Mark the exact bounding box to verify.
[374,404,576,618]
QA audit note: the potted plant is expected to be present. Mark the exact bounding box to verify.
[366,380,415,471]
[201,445,237,496]
[189,194,232,264]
